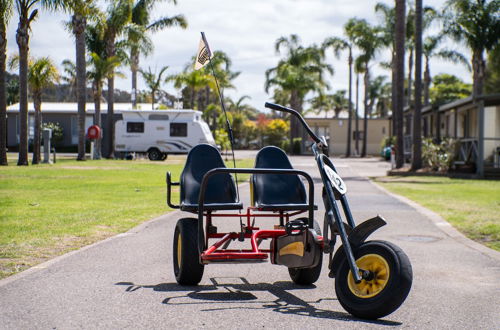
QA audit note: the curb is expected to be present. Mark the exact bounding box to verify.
[370,179,500,262]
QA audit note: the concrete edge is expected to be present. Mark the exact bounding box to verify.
[0,182,251,288]
[369,178,500,262]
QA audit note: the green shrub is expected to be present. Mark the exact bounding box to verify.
[422,138,457,171]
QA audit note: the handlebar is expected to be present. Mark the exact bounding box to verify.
[264,102,322,144]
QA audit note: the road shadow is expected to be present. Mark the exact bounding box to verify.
[116,278,401,326]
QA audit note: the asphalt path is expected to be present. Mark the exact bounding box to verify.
[1,156,499,329]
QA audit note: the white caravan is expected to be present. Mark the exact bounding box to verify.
[115,110,215,160]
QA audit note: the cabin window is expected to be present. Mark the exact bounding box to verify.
[127,122,144,133]
[149,114,169,121]
[170,123,187,137]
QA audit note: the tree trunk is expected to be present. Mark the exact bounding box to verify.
[412,0,423,171]
[346,50,352,158]
[151,89,155,110]
[361,68,369,157]
[93,80,102,160]
[73,14,87,161]
[106,35,116,159]
[395,0,406,168]
[131,48,139,109]
[32,93,41,164]
[423,56,431,106]
[391,52,397,137]
[407,47,413,107]
[290,89,301,154]
[472,49,485,98]
[355,73,359,156]
[0,20,7,165]
[16,16,29,166]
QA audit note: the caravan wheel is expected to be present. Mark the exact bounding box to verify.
[148,148,162,161]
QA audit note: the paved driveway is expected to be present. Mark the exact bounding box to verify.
[1,156,499,329]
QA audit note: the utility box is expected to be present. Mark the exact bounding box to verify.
[43,128,52,164]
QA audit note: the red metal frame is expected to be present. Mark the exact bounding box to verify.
[200,207,309,263]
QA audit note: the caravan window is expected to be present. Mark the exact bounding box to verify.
[127,122,144,133]
[170,123,187,137]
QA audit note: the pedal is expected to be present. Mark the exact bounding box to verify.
[208,225,218,234]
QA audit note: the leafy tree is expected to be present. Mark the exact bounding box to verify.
[430,73,472,105]
[443,0,500,97]
[413,0,424,170]
[265,34,332,152]
[264,118,289,148]
[140,65,168,109]
[0,0,13,165]
[129,0,187,108]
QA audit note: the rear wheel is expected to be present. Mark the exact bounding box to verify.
[173,218,204,285]
[288,219,323,285]
[148,148,162,161]
[335,240,412,319]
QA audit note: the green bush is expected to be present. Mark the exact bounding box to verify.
[422,138,457,171]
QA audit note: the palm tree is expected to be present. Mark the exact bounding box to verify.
[60,59,76,99]
[87,52,121,160]
[395,0,406,168]
[265,34,332,152]
[140,65,168,110]
[43,0,100,161]
[412,0,423,171]
[169,68,211,110]
[15,0,39,166]
[227,95,257,119]
[443,0,500,97]
[103,0,133,158]
[0,0,13,166]
[323,36,354,157]
[27,57,58,164]
[345,18,383,157]
[129,0,187,108]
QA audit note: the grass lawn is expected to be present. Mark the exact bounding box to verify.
[0,155,253,279]
[374,176,500,251]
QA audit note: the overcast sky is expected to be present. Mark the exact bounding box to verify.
[6,0,470,113]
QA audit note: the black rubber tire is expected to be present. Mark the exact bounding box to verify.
[148,148,162,161]
[173,218,204,285]
[161,153,168,160]
[288,219,323,285]
[335,240,412,319]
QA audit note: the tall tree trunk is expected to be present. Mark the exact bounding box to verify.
[151,88,155,110]
[423,56,431,106]
[32,92,41,164]
[412,0,423,171]
[290,89,301,154]
[395,0,406,168]
[472,49,485,98]
[73,14,87,161]
[391,52,397,137]
[131,48,139,109]
[407,47,413,107]
[0,20,7,165]
[346,50,352,157]
[93,80,102,160]
[361,67,369,157]
[16,17,29,166]
[355,73,359,156]
[106,36,116,159]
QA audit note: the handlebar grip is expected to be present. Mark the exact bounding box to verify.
[264,102,321,143]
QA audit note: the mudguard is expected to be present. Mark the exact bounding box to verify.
[328,215,387,278]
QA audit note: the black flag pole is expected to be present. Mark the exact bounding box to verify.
[200,32,240,199]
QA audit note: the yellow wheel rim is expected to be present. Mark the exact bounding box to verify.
[177,235,182,268]
[347,254,390,298]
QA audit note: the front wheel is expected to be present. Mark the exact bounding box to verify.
[173,218,204,285]
[335,240,412,319]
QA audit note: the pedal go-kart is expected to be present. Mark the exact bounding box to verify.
[166,102,412,319]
